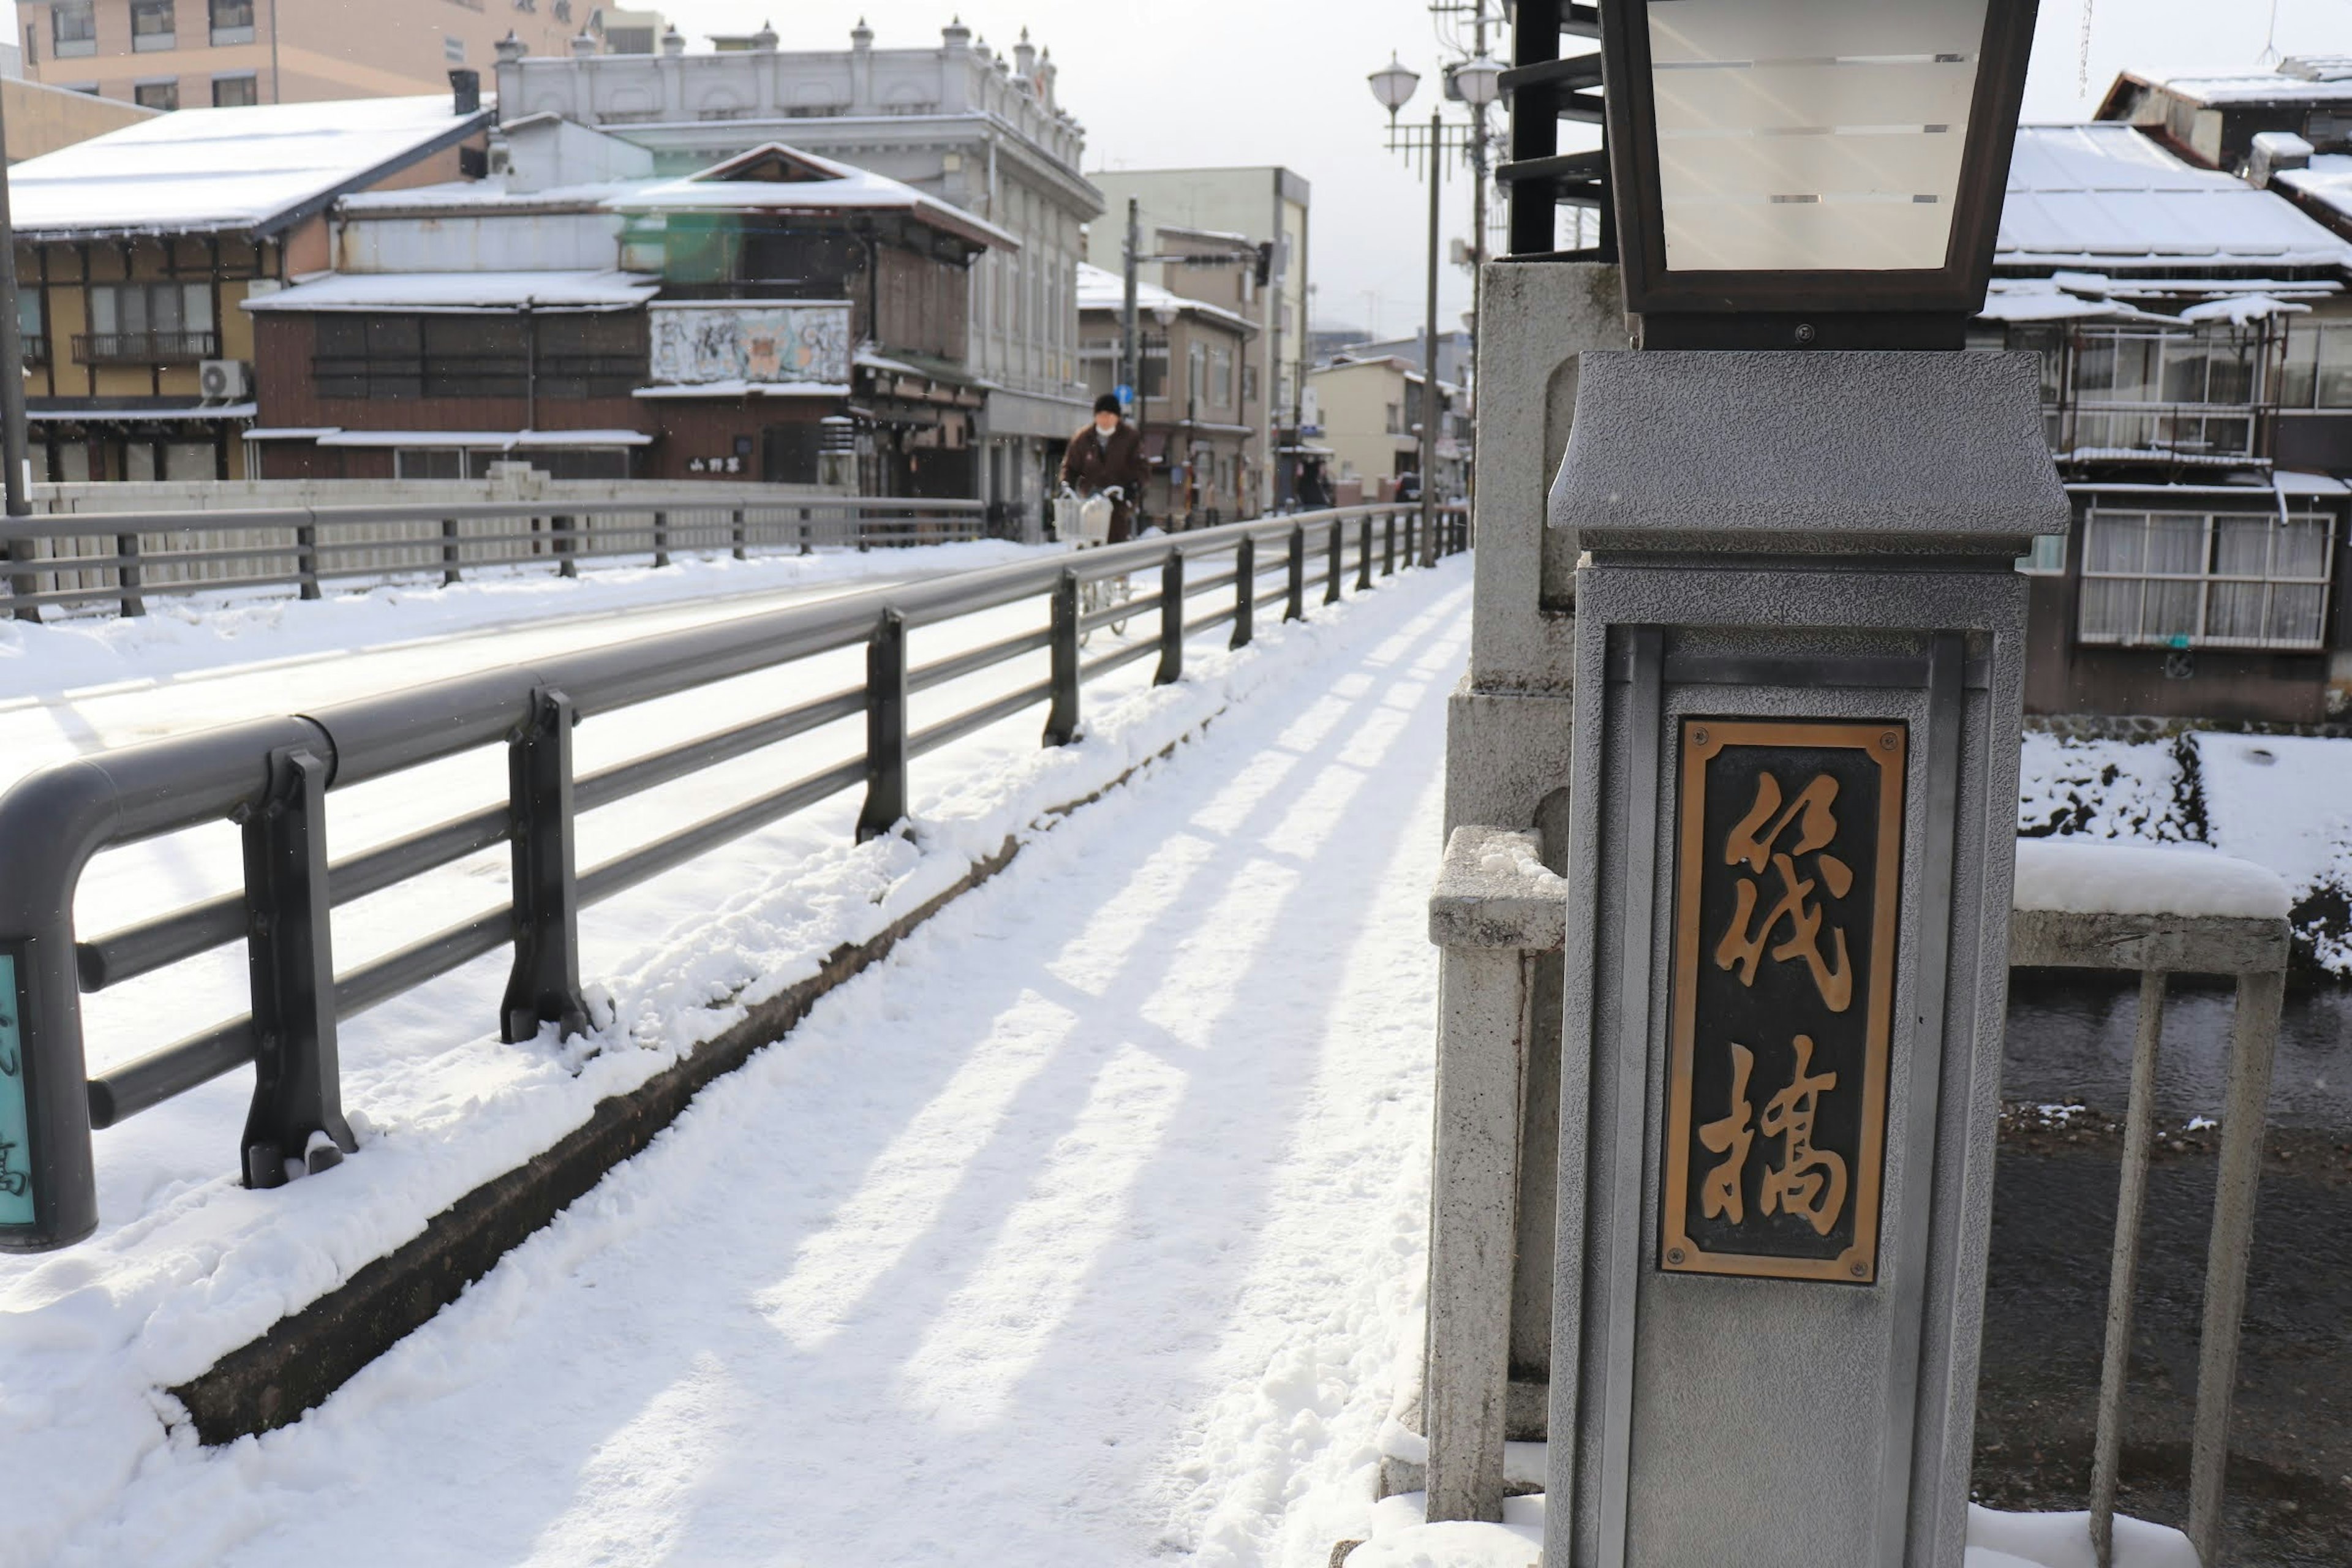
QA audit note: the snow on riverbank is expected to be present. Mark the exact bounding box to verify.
[2018,729,2352,972]
[2,559,1471,1567]
[0,538,1037,699]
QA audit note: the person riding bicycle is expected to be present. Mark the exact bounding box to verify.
[1061,394,1148,545]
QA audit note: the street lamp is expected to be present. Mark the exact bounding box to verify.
[1596,0,2039,349]
[1370,55,1422,119]
[1450,53,1504,110]
[1369,55,1471,565]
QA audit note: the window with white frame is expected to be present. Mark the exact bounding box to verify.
[2276,320,2352,409]
[2064,327,2264,460]
[2078,507,2334,650]
[1210,346,1233,412]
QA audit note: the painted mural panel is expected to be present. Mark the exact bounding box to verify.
[647,303,852,387]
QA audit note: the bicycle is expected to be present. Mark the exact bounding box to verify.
[1055,484,1133,646]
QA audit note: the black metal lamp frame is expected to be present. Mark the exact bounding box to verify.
[1596,0,2042,350]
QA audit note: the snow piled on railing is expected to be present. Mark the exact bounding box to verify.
[2013,839,2291,919]
[2018,729,2352,973]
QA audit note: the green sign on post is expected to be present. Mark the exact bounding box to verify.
[0,952,33,1226]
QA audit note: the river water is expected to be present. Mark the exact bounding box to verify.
[2003,970,2352,1129]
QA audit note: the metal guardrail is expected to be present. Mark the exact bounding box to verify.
[1,495,989,621]
[0,502,1470,1253]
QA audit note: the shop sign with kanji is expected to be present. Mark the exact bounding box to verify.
[1660,719,1906,1284]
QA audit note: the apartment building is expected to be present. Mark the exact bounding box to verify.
[1087,167,1311,512]
[1979,118,2352,725]
[1305,355,1465,504]
[1074,262,1257,528]
[13,0,646,108]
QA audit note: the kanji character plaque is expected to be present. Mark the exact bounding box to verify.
[1661,718,1906,1284]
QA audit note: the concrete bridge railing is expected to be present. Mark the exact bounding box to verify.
[1415,829,2291,1567]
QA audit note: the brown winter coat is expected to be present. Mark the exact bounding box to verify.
[1060,421,1149,542]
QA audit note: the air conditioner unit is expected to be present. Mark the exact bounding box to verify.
[199,359,251,401]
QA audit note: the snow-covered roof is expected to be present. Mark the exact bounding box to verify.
[608,144,1016,252]
[1073,263,1256,336]
[2276,152,2352,230]
[2114,59,2352,108]
[338,178,638,215]
[2000,124,2352,271]
[4,96,492,241]
[1979,276,2315,328]
[244,270,658,314]
[1978,279,2170,324]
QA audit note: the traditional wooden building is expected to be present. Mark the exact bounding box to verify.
[244,136,1006,494]
[6,87,493,485]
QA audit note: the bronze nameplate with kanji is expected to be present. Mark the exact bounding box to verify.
[1661,719,1906,1284]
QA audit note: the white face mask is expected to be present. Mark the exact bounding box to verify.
[1094,415,1118,435]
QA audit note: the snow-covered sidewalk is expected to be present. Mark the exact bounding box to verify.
[9,557,1472,1566]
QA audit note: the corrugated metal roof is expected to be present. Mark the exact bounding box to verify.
[1999,125,2352,270]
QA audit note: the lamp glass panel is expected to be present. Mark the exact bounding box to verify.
[1647,0,1989,271]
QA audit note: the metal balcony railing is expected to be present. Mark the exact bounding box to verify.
[72,330,222,365]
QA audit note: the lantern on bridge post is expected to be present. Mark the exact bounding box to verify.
[1532,3,2061,1566]
[1596,0,2038,350]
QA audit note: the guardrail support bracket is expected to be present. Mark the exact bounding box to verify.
[238,745,356,1189]
[1045,569,1080,747]
[858,609,910,842]
[1156,549,1185,686]
[1232,535,1256,649]
[502,688,590,1045]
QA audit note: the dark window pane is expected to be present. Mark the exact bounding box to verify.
[761,424,821,484]
[368,315,423,355]
[315,317,367,356]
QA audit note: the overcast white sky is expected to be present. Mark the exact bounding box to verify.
[657,0,2352,337]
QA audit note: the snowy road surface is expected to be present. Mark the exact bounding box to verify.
[16,552,1470,1566]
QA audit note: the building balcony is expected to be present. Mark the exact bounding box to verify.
[73,331,221,365]
[2051,400,2264,468]
[20,336,48,366]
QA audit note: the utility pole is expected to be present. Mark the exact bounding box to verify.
[1120,198,1141,420]
[0,84,37,622]
[1420,106,1442,565]
[1467,0,1489,514]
